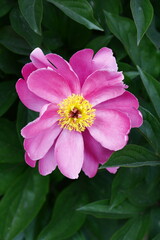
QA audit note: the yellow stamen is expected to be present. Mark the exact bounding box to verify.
[57,94,96,132]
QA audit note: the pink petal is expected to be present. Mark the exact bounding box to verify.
[96,91,143,128]
[54,129,84,179]
[125,109,143,128]
[30,48,53,69]
[82,70,124,91]
[98,149,114,165]
[28,68,71,103]
[82,70,126,106]
[47,53,80,94]
[38,146,57,176]
[25,152,36,168]
[92,47,118,72]
[16,78,49,112]
[88,109,131,151]
[22,62,37,80]
[97,91,139,109]
[82,130,113,178]
[69,48,118,85]
[21,103,59,138]
[82,153,98,178]
[24,123,61,160]
[84,86,125,107]
[69,49,94,85]
[106,167,119,174]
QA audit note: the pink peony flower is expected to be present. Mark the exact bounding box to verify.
[16,47,143,179]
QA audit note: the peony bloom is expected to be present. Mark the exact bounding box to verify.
[16,47,143,179]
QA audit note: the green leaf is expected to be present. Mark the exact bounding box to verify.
[43,30,63,51]
[10,7,42,48]
[137,66,160,118]
[42,1,63,32]
[139,107,160,154]
[18,0,43,35]
[90,0,122,29]
[23,220,37,240]
[130,0,153,45]
[102,0,122,14]
[78,199,145,219]
[0,81,17,116]
[118,62,136,72]
[0,169,49,240]
[0,26,31,55]
[83,170,114,202]
[13,232,24,240]
[147,18,160,49]
[0,164,25,195]
[0,118,24,163]
[124,71,139,80]
[104,11,160,77]
[128,170,160,207]
[67,232,86,240]
[110,215,149,240]
[100,144,160,168]
[118,63,139,80]
[38,182,87,240]
[23,198,53,240]
[47,0,103,31]
[150,208,160,238]
[152,233,160,240]
[0,0,14,17]
[86,35,112,52]
[110,168,146,207]
[67,20,91,50]
[83,217,121,240]
[0,45,20,74]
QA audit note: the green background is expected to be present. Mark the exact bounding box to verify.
[0,0,160,239]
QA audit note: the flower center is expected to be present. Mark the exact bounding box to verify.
[57,94,96,132]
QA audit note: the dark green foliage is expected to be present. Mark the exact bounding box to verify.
[100,145,160,168]
[38,183,87,240]
[0,0,160,239]
[130,0,153,45]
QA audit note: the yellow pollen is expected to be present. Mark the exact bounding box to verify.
[57,94,96,132]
